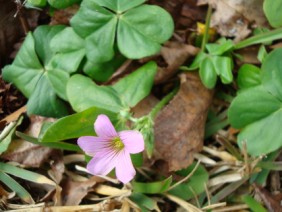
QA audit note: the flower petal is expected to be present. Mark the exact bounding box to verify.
[119,130,144,154]
[87,149,118,176]
[95,114,118,138]
[115,150,136,184]
[77,136,110,156]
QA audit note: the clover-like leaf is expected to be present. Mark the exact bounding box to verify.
[212,56,233,84]
[2,25,70,117]
[112,61,157,107]
[199,57,217,89]
[70,0,174,63]
[206,38,234,56]
[92,0,145,13]
[117,5,174,58]
[48,0,81,9]
[228,48,282,156]
[237,64,261,91]
[263,0,282,28]
[67,74,123,113]
[83,54,126,82]
[50,27,85,73]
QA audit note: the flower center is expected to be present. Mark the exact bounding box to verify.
[112,137,124,151]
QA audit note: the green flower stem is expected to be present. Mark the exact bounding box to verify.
[201,4,212,51]
[150,86,179,119]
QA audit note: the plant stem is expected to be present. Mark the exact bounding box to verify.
[201,4,212,51]
[150,86,179,119]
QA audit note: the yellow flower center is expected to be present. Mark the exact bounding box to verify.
[112,137,124,151]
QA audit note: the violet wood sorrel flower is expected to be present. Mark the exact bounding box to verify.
[77,114,144,184]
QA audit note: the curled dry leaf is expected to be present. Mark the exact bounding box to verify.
[155,41,199,84]
[154,73,213,171]
[61,176,97,206]
[198,0,268,42]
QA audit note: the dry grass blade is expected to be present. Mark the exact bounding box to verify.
[212,204,249,212]
[94,184,131,197]
[165,194,202,212]
[208,172,242,187]
[202,202,226,210]
[203,146,237,162]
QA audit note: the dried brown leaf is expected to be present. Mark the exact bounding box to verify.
[198,0,268,41]
[155,41,199,84]
[154,73,213,171]
[61,176,97,206]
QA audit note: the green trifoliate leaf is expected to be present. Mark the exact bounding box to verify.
[2,25,69,117]
[2,33,43,98]
[112,61,157,107]
[228,86,281,129]
[212,56,233,84]
[237,64,261,91]
[199,57,217,89]
[83,54,126,82]
[50,27,85,73]
[261,48,282,101]
[263,0,282,28]
[67,74,123,113]
[70,0,174,62]
[27,76,69,117]
[117,5,174,59]
[206,38,234,55]
[92,0,145,13]
[228,48,282,156]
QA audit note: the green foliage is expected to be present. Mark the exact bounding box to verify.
[168,163,209,200]
[242,195,267,212]
[112,62,157,107]
[67,74,124,112]
[263,0,282,28]
[2,25,70,117]
[17,132,81,151]
[0,172,34,204]
[40,107,117,142]
[229,48,282,156]
[0,162,56,203]
[129,192,157,212]
[182,38,234,89]
[48,0,81,9]
[67,62,157,112]
[50,27,85,73]
[83,54,126,82]
[237,64,261,91]
[132,176,172,194]
[27,0,81,9]
[70,0,174,63]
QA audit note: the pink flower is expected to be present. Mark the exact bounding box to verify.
[77,114,144,184]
